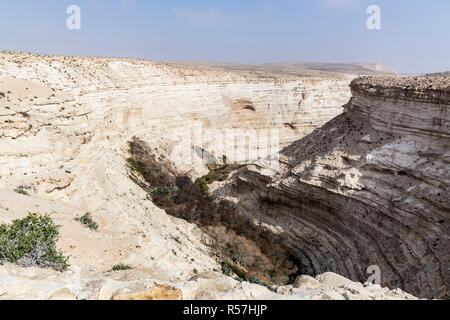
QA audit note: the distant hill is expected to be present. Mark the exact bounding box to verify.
[166,61,397,77]
[425,71,450,77]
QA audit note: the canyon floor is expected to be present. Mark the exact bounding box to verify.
[0,51,447,300]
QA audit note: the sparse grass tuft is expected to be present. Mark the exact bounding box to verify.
[74,212,98,231]
[111,263,132,271]
[14,188,28,196]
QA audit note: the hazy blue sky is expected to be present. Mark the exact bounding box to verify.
[0,0,448,74]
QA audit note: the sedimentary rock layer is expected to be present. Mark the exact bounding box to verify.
[0,52,358,298]
[0,52,353,183]
[220,76,449,299]
[0,51,424,300]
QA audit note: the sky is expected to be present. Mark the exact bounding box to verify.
[0,0,449,74]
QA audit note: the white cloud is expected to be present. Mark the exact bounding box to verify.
[174,8,228,26]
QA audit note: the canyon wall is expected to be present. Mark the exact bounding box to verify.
[218,76,449,299]
[0,52,358,298]
[2,51,433,300]
[0,52,353,184]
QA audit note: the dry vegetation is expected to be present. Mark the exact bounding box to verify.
[127,137,300,285]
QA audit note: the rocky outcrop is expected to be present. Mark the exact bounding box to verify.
[0,263,417,300]
[217,76,449,299]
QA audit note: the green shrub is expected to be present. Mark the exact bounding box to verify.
[194,163,232,193]
[194,177,209,194]
[228,262,247,279]
[0,213,69,271]
[14,188,28,196]
[221,261,246,279]
[250,278,276,292]
[205,170,221,182]
[126,158,145,177]
[0,92,4,98]
[74,212,98,231]
[221,261,232,276]
[151,186,170,199]
[111,263,132,271]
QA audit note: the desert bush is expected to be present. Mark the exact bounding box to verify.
[222,261,246,279]
[111,263,132,271]
[0,213,69,271]
[151,186,170,199]
[194,176,209,194]
[249,278,276,292]
[126,158,146,177]
[206,170,221,182]
[221,261,232,276]
[74,212,98,231]
[194,163,237,193]
[14,187,28,196]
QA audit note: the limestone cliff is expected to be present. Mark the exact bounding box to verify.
[0,51,363,299]
[216,75,449,299]
[0,51,427,300]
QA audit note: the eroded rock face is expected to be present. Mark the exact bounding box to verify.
[0,51,353,200]
[0,51,362,299]
[217,76,449,299]
[0,263,417,300]
[0,52,425,300]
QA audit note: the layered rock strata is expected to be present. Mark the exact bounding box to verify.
[0,51,360,299]
[0,51,425,300]
[217,76,449,299]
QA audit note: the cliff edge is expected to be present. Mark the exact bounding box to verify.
[218,75,449,299]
